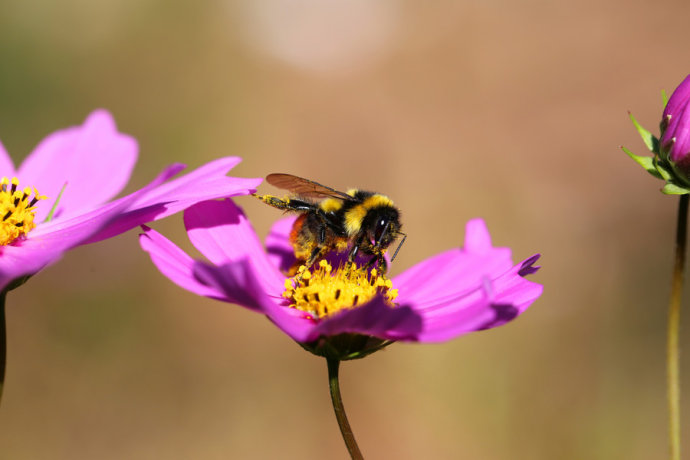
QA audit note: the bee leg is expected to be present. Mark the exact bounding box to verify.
[305,246,324,269]
[304,222,328,268]
[360,252,388,274]
[345,237,364,273]
[253,194,291,210]
[377,255,388,274]
[293,246,325,282]
[254,194,315,213]
[294,219,331,281]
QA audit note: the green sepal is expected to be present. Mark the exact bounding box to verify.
[620,144,690,194]
[621,146,663,179]
[653,156,674,181]
[5,275,32,292]
[624,96,690,195]
[628,112,659,153]
[298,333,394,360]
[662,183,690,195]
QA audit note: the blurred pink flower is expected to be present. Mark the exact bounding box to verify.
[140,199,543,350]
[0,110,261,292]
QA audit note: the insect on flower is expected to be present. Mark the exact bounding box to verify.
[254,173,406,274]
[139,193,543,459]
[139,199,543,348]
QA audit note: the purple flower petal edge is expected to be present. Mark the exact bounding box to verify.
[518,254,541,276]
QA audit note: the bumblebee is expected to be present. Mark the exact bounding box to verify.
[255,173,405,274]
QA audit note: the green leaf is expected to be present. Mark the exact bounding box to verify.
[661,183,690,195]
[628,112,657,152]
[621,146,663,179]
[662,89,669,107]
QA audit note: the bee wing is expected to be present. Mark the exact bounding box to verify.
[266,173,354,201]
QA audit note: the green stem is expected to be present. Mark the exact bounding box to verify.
[668,194,688,460]
[327,358,363,460]
[0,290,6,406]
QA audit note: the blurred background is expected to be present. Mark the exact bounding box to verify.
[0,0,688,458]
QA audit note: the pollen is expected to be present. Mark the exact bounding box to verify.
[0,177,46,246]
[283,260,398,319]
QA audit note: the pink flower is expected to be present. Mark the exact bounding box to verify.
[140,198,543,351]
[0,110,261,292]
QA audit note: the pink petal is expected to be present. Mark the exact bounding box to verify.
[139,226,224,300]
[265,216,297,273]
[0,243,65,292]
[184,199,284,296]
[0,158,258,291]
[393,219,512,305]
[193,260,280,313]
[192,259,318,341]
[130,157,259,210]
[32,164,185,240]
[389,219,543,342]
[408,259,543,342]
[0,164,183,291]
[190,255,422,343]
[464,218,493,253]
[306,296,423,342]
[0,200,130,292]
[393,247,512,305]
[18,110,138,222]
[84,159,261,244]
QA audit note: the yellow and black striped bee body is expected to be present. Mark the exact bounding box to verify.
[255,173,405,274]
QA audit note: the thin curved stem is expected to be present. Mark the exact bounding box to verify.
[0,290,6,406]
[668,193,688,460]
[327,358,363,460]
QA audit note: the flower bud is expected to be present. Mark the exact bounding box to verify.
[660,75,690,177]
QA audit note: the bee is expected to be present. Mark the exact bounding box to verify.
[255,173,406,274]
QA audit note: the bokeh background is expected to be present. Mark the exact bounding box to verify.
[0,1,688,458]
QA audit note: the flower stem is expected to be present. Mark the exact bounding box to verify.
[0,290,6,406]
[668,194,688,460]
[327,358,363,460]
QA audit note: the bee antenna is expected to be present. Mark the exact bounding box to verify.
[390,232,407,263]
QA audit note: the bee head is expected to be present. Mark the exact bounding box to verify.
[368,207,401,250]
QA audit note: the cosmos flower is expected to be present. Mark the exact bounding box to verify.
[139,198,543,356]
[0,110,261,292]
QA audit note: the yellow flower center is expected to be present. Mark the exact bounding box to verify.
[0,177,46,245]
[283,260,398,319]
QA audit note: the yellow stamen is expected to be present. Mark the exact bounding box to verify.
[283,260,398,319]
[0,177,46,245]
